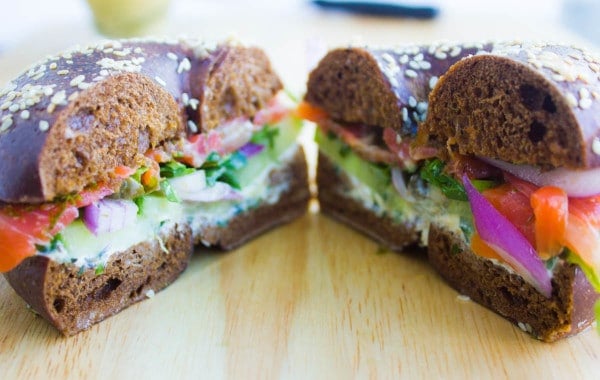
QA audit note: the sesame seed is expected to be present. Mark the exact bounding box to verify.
[0,101,11,110]
[66,60,73,65]
[566,93,578,107]
[402,107,409,122]
[579,87,590,99]
[47,103,56,113]
[429,76,438,90]
[49,62,57,70]
[450,46,462,57]
[181,92,189,105]
[8,104,19,113]
[404,69,418,78]
[39,120,49,131]
[154,76,167,87]
[408,60,420,70]
[187,120,198,133]
[0,116,13,132]
[113,49,131,57]
[70,75,85,87]
[593,137,600,155]
[20,110,30,119]
[580,97,592,109]
[419,61,431,70]
[145,289,155,298]
[43,86,54,96]
[177,58,191,74]
[68,91,79,101]
[399,55,409,64]
[133,47,143,54]
[167,52,178,60]
[103,48,114,54]
[188,98,200,110]
[57,69,69,75]
[417,101,428,114]
[51,90,67,105]
[434,51,447,60]
[78,82,91,90]
[381,53,395,65]
[408,96,417,107]
[414,53,424,62]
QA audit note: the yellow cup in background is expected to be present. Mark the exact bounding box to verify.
[87,0,171,37]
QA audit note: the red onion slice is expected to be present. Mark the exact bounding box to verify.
[462,174,553,297]
[83,199,138,236]
[481,157,600,197]
[239,142,265,158]
[177,182,242,202]
[391,167,415,202]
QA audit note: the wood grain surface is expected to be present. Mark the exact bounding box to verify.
[1,209,599,379]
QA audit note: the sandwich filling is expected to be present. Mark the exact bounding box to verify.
[302,101,600,324]
[0,93,303,273]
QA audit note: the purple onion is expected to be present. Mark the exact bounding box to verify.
[83,199,138,236]
[462,174,552,297]
[238,142,265,158]
[177,182,242,202]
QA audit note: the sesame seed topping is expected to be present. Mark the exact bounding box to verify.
[8,104,19,113]
[399,55,409,64]
[181,92,190,105]
[414,53,424,62]
[381,53,395,65]
[593,137,600,156]
[51,90,67,105]
[449,46,462,57]
[187,120,198,133]
[579,97,592,109]
[113,48,131,57]
[579,87,590,99]
[188,98,200,110]
[78,82,91,90]
[167,52,178,60]
[39,120,49,131]
[417,101,428,114]
[49,62,57,70]
[429,76,438,90]
[0,101,10,110]
[177,58,191,74]
[57,69,69,75]
[20,110,30,119]
[565,93,578,107]
[434,51,447,60]
[66,60,73,65]
[419,61,431,70]
[404,69,418,78]
[408,96,417,107]
[154,76,167,87]
[133,47,143,54]
[68,91,80,101]
[70,75,85,87]
[0,116,13,132]
[402,107,409,122]
[408,60,420,70]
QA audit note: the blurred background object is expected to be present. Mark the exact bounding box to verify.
[0,0,599,93]
[87,0,171,37]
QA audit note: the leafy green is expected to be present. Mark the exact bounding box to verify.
[202,151,247,189]
[95,263,105,275]
[160,180,180,203]
[251,125,279,149]
[160,161,195,179]
[420,159,467,201]
[35,234,64,253]
[134,196,145,215]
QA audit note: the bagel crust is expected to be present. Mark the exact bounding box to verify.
[304,43,492,136]
[0,39,282,203]
[420,42,600,170]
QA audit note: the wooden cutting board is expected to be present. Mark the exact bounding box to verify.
[1,208,599,379]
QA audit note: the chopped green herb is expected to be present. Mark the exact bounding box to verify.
[160,180,180,203]
[420,159,468,201]
[202,151,246,189]
[134,196,145,215]
[160,160,196,178]
[95,263,105,275]
[459,217,474,242]
[35,234,64,253]
[251,125,279,149]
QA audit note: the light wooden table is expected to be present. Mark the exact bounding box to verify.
[0,2,599,378]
